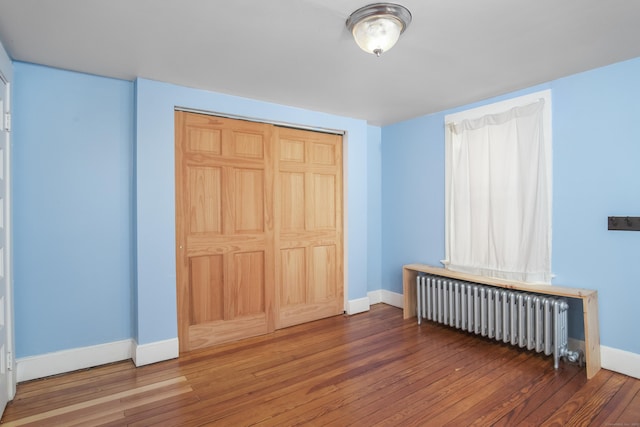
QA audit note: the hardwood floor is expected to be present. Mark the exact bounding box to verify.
[2,304,639,426]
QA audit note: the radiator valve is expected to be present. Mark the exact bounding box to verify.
[565,348,583,366]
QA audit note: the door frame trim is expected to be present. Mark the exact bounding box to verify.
[0,69,16,402]
[175,106,345,136]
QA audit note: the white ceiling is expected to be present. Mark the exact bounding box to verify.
[1,0,640,126]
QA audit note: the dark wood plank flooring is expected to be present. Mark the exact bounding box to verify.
[2,304,639,426]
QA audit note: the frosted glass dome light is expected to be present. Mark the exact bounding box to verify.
[346,3,412,57]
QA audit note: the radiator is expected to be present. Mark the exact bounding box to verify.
[416,274,580,369]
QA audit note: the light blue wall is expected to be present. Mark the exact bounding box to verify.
[12,62,134,358]
[134,78,371,345]
[367,125,382,292]
[551,58,640,352]
[381,57,640,355]
[381,114,446,295]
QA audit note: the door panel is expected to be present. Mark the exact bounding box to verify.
[187,127,221,153]
[189,255,224,324]
[311,141,336,165]
[312,174,336,228]
[234,168,264,233]
[232,132,264,158]
[232,251,265,316]
[275,127,343,329]
[311,245,337,302]
[176,112,274,352]
[188,166,222,234]
[280,172,305,230]
[280,248,306,306]
[280,138,305,162]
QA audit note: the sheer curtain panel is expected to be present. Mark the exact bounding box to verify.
[444,94,552,283]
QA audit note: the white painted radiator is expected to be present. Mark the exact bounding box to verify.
[416,274,580,369]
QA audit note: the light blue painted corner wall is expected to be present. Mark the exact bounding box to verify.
[381,57,640,355]
[367,125,382,292]
[13,62,134,358]
[134,78,370,345]
[381,113,447,295]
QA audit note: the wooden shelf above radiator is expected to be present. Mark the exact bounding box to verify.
[403,264,601,380]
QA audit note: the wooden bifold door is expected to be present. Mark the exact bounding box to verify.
[175,112,343,352]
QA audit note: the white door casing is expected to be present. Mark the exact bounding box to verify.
[0,71,16,417]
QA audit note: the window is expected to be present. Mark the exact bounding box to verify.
[443,90,552,283]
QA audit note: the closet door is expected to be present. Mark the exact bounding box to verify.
[275,127,344,329]
[175,112,275,352]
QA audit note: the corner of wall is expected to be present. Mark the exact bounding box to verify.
[132,338,179,367]
[367,290,403,309]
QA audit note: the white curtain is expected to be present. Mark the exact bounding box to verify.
[444,99,551,283]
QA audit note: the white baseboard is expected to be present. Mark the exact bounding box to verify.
[381,290,404,308]
[18,320,637,384]
[346,289,404,315]
[367,290,383,305]
[346,297,370,315]
[601,345,640,380]
[16,337,180,382]
[16,339,134,383]
[368,289,403,308]
[133,338,179,367]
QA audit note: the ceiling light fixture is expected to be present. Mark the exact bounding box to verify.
[346,3,412,57]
